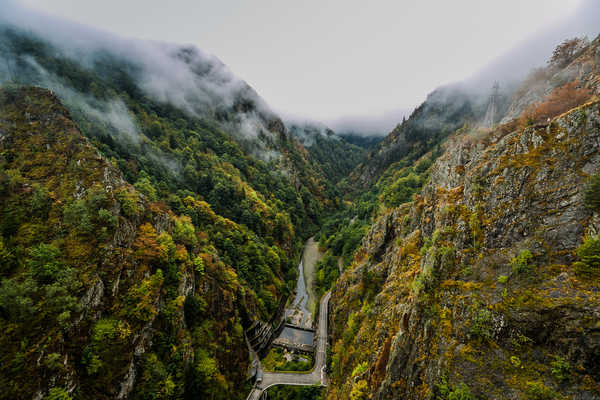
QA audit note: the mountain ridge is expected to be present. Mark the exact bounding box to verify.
[325,35,600,400]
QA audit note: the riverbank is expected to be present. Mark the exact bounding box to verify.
[302,237,322,315]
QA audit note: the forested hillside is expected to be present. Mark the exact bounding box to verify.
[0,22,353,400]
[287,123,366,184]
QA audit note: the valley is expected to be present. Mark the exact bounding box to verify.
[249,238,325,398]
[0,3,600,400]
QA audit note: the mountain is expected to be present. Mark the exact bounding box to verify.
[0,86,261,399]
[338,133,385,150]
[2,2,600,400]
[325,35,600,399]
[287,122,367,184]
[346,82,511,192]
[0,16,347,400]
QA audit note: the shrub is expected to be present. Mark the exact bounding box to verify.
[573,235,600,275]
[526,381,557,400]
[82,352,102,375]
[550,355,570,382]
[469,306,493,340]
[45,387,73,400]
[350,380,369,400]
[510,355,521,368]
[437,378,476,400]
[92,319,119,343]
[44,353,63,371]
[351,361,369,377]
[497,275,508,284]
[519,81,592,126]
[511,250,533,274]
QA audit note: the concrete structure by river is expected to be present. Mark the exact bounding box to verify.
[246,238,328,400]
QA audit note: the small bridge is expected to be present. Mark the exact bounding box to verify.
[271,337,314,355]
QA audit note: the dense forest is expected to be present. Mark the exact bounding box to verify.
[0,24,365,400]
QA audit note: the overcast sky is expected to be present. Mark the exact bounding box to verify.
[12,0,596,131]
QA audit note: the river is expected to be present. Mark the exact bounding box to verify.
[283,238,322,334]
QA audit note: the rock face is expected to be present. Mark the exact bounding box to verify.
[327,101,600,399]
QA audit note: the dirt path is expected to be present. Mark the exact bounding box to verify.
[302,237,322,315]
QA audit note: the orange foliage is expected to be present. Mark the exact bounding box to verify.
[519,81,592,126]
[372,335,392,385]
[134,223,161,263]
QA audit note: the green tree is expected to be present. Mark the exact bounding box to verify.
[134,173,158,202]
[0,277,35,321]
[0,236,14,273]
[574,235,600,274]
[511,249,533,274]
[584,173,600,210]
[30,184,51,218]
[63,199,93,234]
[28,243,63,283]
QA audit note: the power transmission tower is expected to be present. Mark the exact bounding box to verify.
[483,81,500,129]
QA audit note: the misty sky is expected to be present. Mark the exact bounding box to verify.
[12,0,598,132]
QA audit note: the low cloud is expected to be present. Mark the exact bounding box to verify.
[466,0,600,92]
[0,0,285,174]
[326,108,410,137]
[21,55,140,144]
[0,0,272,128]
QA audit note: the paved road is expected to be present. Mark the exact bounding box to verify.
[247,291,331,400]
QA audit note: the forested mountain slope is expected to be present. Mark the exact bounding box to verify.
[0,19,349,400]
[344,84,506,192]
[0,21,338,304]
[326,36,600,400]
[287,123,366,184]
[0,86,268,399]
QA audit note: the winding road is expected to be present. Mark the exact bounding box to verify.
[247,291,331,400]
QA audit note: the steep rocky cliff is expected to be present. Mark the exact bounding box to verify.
[327,98,600,398]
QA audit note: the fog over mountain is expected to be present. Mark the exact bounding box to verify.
[0,0,275,127]
[468,0,600,89]
[325,0,600,136]
[8,0,596,137]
